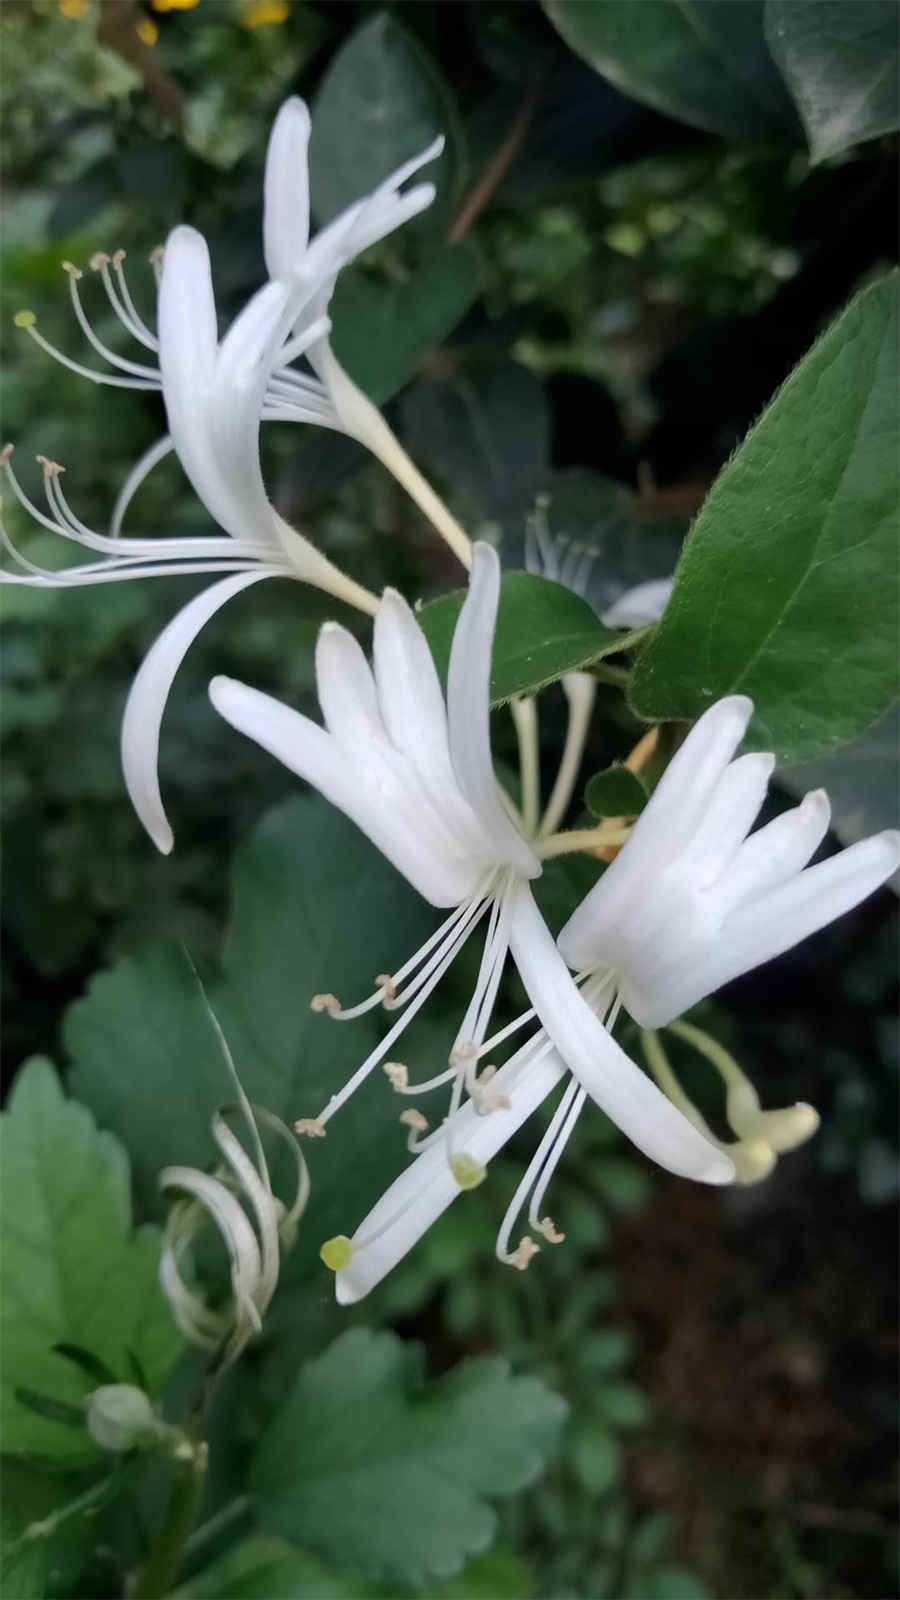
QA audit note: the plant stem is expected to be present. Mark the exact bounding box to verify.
[136,1443,208,1600]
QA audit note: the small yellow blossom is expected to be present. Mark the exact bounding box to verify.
[59,0,90,17]
[152,0,200,12]
[136,16,159,44]
[242,0,290,28]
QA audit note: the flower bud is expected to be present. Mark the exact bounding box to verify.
[86,1385,161,1453]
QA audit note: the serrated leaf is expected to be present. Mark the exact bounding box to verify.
[310,12,463,237]
[585,766,648,819]
[419,572,626,705]
[1,1060,180,1466]
[631,274,899,761]
[65,796,436,1263]
[331,248,481,406]
[765,0,899,162]
[250,1327,566,1585]
[542,0,798,141]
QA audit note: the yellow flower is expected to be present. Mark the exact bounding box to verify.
[152,0,200,13]
[136,16,159,44]
[242,0,290,28]
[59,0,90,18]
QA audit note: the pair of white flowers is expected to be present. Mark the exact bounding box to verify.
[5,99,898,1307]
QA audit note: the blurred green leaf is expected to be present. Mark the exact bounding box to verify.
[172,1535,373,1598]
[402,361,550,525]
[766,0,899,162]
[635,1567,712,1599]
[570,1424,621,1494]
[1,1059,180,1466]
[331,247,480,404]
[419,572,626,705]
[596,1382,650,1429]
[65,795,436,1255]
[250,1327,566,1585]
[585,766,648,819]
[779,705,899,887]
[632,274,899,761]
[542,0,798,141]
[310,12,463,236]
[433,1547,535,1598]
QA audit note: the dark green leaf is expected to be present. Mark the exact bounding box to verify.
[1,1060,180,1466]
[401,362,551,525]
[542,0,798,140]
[765,0,900,162]
[330,247,481,405]
[310,12,463,236]
[52,1345,118,1388]
[585,766,648,819]
[66,796,437,1263]
[595,1382,650,1429]
[419,572,626,705]
[12,1390,86,1429]
[250,1327,566,1585]
[631,274,899,760]
[570,1425,621,1494]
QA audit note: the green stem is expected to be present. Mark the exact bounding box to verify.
[136,1444,208,1600]
[589,662,630,688]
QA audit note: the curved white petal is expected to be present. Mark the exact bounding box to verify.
[683,751,775,890]
[110,434,174,537]
[715,788,831,916]
[316,621,384,745]
[559,695,753,969]
[447,543,539,876]
[509,882,734,1184]
[209,676,479,906]
[336,1037,567,1304]
[122,571,273,853]
[601,577,673,629]
[263,96,311,281]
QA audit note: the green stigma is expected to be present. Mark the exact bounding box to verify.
[450,1153,486,1191]
[320,1234,353,1272]
[14,311,36,329]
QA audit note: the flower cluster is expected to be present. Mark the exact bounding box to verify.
[6,97,898,1315]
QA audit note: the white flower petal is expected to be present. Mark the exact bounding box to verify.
[509,882,734,1184]
[559,695,753,969]
[600,577,674,629]
[263,96,311,281]
[209,675,477,906]
[447,543,539,876]
[715,788,831,916]
[336,1037,567,1304]
[684,751,775,889]
[122,571,272,853]
[315,621,384,745]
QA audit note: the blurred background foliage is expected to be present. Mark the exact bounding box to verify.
[1,2,897,1596]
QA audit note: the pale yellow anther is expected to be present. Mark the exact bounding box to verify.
[383,1061,408,1091]
[320,1235,353,1272]
[149,245,165,267]
[400,1109,428,1131]
[1,444,14,465]
[310,992,340,1015]
[61,260,83,279]
[36,455,65,477]
[507,1237,540,1271]
[13,311,36,329]
[294,1118,326,1138]
[90,251,111,271]
[477,1065,497,1084]
[375,973,397,1003]
[112,248,126,268]
[538,1217,565,1244]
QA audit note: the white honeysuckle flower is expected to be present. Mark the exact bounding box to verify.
[260,98,471,569]
[600,576,674,629]
[159,977,308,1368]
[558,695,900,1028]
[211,542,733,1227]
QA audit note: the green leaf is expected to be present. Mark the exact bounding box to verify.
[433,1548,535,1598]
[585,766,648,819]
[330,248,481,406]
[65,796,436,1258]
[419,572,627,706]
[778,703,899,878]
[541,0,798,141]
[401,361,551,525]
[570,1425,621,1494]
[765,0,899,162]
[639,1568,711,1600]
[171,1536,373,1599]
[310,12,463,236]
[596,1382,650,1429]
[1,1060,180,1466]
[249,1327,567,1585]
[631,274,900,761]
